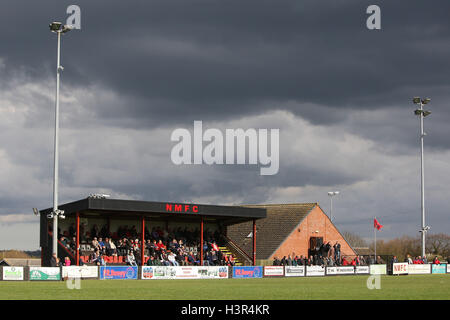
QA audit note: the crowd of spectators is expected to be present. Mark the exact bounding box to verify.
[272,254,369,267]
[403,254,443,265]
[57,224,236,267]
[272,241,381,267]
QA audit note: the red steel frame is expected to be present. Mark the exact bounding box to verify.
[200,216,204,266]
[141,216,145,266]
[253,219,256,266]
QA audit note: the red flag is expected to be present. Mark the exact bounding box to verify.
[374,218,383,230]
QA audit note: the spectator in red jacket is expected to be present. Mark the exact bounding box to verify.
[433,256,441,264]
[157,239,166,250]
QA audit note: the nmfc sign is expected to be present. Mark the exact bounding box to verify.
[165,203,199,214]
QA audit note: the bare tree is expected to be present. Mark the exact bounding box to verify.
[342,231,368,248]
[426,233,450,257]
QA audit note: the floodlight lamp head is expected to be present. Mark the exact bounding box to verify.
[422,98,431,104]
[423,110,431,117]
[47,213,54,219]
[61,24,73,33]
[49,21,62,32]
[33,208,39,216]
[412,97,421,104]
[328,192,334,196]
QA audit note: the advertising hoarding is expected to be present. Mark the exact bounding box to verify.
[408,264,431,274]
[369,264,387,275]
[263,266,284,277]
[141,266,228,279]
[355,266,370,274]
[326,266,354,275]
[431,264,446,274]
[29,267,61,280]
[2,266,24,280]
[232,266,263,278]
[99,266,138,280]
[392,262,409,275]
[284,266,305,277]
[305,266,325,276]
[62,266,98,279]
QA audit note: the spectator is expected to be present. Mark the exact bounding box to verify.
[168,251,179,266]
[376,256,384,264]
[64,256,71,266]
[432,256,440,264]
[405,254,413,264]
[50,253,57,267]
[273,256,281,266]
[127,251,137,266]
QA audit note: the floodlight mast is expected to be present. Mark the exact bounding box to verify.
[49,22,71,257]
[413,97,431,258]
[327,191,339,222]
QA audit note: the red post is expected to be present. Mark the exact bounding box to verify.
[200,216,204,266]
[76,212,80,266]
[253,219,256,266]
[141,216,145,266]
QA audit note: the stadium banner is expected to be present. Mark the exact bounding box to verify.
[232,266,263,278]
[305,266,325,277]
[197,266,228,279]
[369,264,387,275]
[29,267,61,281]
[447,264,450,274]
[392,262,409,275]
[284,266,305,277]
[100,266,138,280]
[62,266,98,279]
[263,266,284,277]
[355,266,370,274]
[2,266,24,280]
[408,264,431,275]
[326,266,354,276]
[431,264,446,274]
[142,266,228,279]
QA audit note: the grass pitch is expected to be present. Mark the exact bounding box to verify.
[0,275,448,300]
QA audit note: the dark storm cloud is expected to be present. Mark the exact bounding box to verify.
[2,0,450,136]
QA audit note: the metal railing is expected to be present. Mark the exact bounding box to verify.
[220,234,253,265]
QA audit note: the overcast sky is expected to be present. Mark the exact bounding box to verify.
[1,0,449,250]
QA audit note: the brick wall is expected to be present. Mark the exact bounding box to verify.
[270,206,355,259]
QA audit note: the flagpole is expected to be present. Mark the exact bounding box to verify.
[374,217,377,262]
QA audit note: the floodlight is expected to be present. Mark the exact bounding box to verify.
[49,22,62,32]
[422,98,431,104]
[328,192,334,196]
[414,109,422,116]
[423,110,431,117]
[47,213,54,219]
[33,208,39,216]
[412,97,421,104]
[61,24,73,33]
